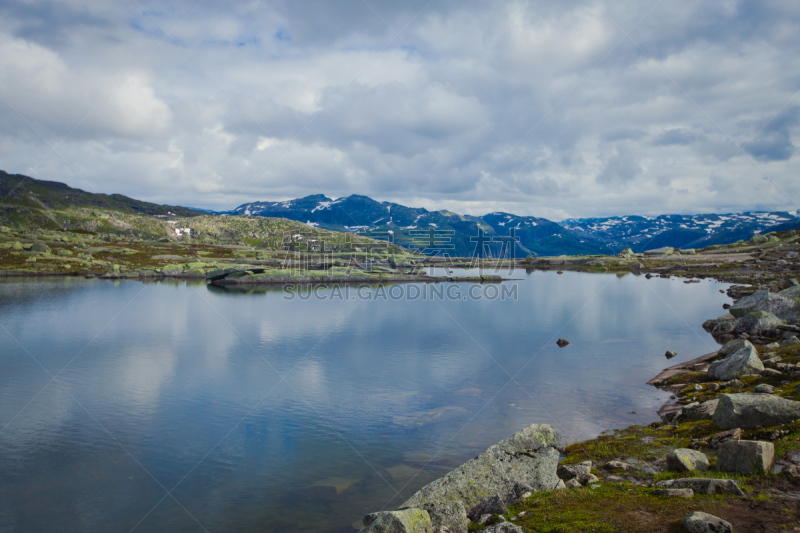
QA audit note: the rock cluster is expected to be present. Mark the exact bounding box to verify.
[358,424,561,532]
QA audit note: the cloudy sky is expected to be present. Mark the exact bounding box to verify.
[1,0,799,220]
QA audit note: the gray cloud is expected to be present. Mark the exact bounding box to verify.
[653,128,697,146]
[596,146,643,185]
[0,0,799,219]
[743,107,799,162]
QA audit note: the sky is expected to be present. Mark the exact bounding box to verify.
[0,0,799,221]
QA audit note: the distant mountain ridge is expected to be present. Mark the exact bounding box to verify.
[3,170,798,257]
[561,211,800,252]
[0,170,202,217]
[227,194,613,257]
[230,195,800,257]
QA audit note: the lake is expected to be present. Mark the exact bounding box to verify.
[0,270,731,532]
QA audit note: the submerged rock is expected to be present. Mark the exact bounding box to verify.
[665,350,678,359]
[712,393,800,429]
[707,341,763,381]
[401,424,560,509]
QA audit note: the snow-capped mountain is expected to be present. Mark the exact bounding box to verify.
[560,211,800,252]
[230,195,800,257]
[229,195,613,257]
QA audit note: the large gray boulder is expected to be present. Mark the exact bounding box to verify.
[556,461,592,480]
[707,342,763,381]
[360,509,433,533]
[465,495,507,522]
[733,311,785,336]
[681,511,733,533]
[666,449,709,472]
[712,393,800,429]
[717,440,774,475]
[730,290,800,322]
[402,424,560,508]
[683,399,719,420]
[415,502,467,533]
[655,478,743,496]
[717,339,750,357]
[779,285,800,300]
[702,314,737,336]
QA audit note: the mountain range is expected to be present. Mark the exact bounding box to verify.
[2,170,798,257]
[227,195,800,257]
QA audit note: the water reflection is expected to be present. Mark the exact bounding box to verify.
[0,272,731,532]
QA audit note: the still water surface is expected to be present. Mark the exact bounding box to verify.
[0,271,731,532]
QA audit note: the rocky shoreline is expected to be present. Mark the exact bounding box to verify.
[356,228,800,533]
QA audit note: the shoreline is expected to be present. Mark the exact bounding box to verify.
[356,228,800,533]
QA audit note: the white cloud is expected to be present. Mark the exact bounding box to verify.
[0,0,798,219]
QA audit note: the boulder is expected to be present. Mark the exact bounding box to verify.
[30,242,51,254]
[703,314,737,336]
[577,473,599,485]
[713,393,800,429]
[360,509,433,533]
[721,379,744,389]
[782,336,800,347]
[717,339,751,357]
[730,290,800,322]
[750,233,768,244]
[709,428,741,450]
[603,460,632,472]
[665,350,678,359]
[162,264,185,276]
[556,338,569,347]
[655,478,743,496]
[466,496,507,522]
[652,488,693,498]
[733,311,785,337]
[754,384,776,394]
[681,511,733,533]
[666,449,709,472]
[707,342,763,380]
[402,424,560,509]
[683,399,719,421]
[564,479,582,489]
[779,285,800,300]
[414,502,467,533]
[556,461,592,480]
[644,247,674,255]
[717,440,774,475]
